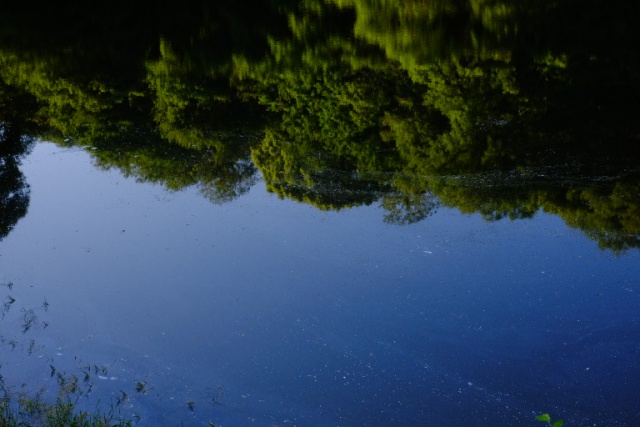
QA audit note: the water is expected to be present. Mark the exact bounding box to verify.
[1,142,638,426]
[1,1,640,424]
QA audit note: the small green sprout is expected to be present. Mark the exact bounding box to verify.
[536,413,565,427]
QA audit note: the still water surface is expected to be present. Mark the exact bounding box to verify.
[2,2,640,423]
[1,142,638,426]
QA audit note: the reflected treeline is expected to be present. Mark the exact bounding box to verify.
[0,81,37,240]
[0,0,639,250]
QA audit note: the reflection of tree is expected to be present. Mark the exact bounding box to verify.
[0,0,638,250]
[146,39,236,149]
[0,80,38,240]
[249,66,409,210]
[330,0,517,65]
[76,125,257,204]
[0,153,29,240]
[430,171,640,251]
[253,129,388,210]
[0,2,267,203]
[0,81,45,248]
[545,177,640,251]
[381,191,440,225]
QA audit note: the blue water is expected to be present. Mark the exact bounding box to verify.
[1,142,639,426]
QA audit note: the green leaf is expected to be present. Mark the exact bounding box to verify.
[552,420,564,427]
[536,413,551,422]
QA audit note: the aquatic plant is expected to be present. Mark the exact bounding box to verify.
[0,282,137,426]
[1,281,224,426]
[134,380,147,394]
[0,391,134,427]
[537,413,565,427]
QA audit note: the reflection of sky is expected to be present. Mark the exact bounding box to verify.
[1,142,639,426]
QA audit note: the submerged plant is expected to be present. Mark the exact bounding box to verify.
[2,295,16,317]
[115,390,128,407]
[20,308,37,333]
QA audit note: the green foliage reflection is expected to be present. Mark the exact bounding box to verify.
[0,0,638,250]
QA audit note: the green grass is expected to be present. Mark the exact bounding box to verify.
[0,392,135,427]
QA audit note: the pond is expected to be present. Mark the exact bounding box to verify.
[1,1,640,426]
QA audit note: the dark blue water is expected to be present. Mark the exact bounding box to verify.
[1,142,639,426]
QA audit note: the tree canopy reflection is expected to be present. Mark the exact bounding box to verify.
[0,0,638,250]
[0,81,37,239]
